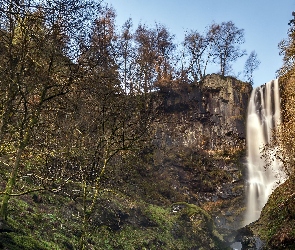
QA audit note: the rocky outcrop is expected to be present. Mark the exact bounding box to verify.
[155,74,252,151]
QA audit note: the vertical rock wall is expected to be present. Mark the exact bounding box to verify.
[154,74,252,152]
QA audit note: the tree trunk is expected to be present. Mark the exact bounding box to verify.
[0,120,32,220]
[0,147,24,220]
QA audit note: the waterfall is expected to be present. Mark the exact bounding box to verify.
[244,79,284,225]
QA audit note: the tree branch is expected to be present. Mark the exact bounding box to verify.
[0,187,46,197]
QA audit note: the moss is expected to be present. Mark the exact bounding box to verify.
[143,204,172,229]
[0,233,53,250]
[251,177,295,249]
[174,202,211,219]
[0,183,234,250]
[171,202,229,249]
[81,201,230,249]
[0,194,79,249]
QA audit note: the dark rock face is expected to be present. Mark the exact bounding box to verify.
[150,74,252,246]
[155,74,252,151]
[234,225,265,250]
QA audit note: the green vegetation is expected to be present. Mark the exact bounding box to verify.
[0,191,231,250]
[0,141,245,249]
[250,177,295,249]
[1,0,294,249]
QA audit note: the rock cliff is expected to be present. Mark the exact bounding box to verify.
[155,74,252,151]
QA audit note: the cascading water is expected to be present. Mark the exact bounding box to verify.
[244,79,284,225]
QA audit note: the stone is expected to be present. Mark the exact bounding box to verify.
[155,74,252,151]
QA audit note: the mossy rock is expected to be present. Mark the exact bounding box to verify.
[171,202,230,249]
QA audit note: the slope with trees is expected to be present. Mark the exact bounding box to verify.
[0,1,262,249]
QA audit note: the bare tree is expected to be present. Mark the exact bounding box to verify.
[209,21,246,76]
[118,18,136,93]
[153,23,176,89]
[183,29,212,82]
[37,9,158,248]
[244,50,260,84]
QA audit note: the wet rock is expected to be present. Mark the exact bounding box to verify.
[241,236,256,249]
[235,226,253,242]
[235,226,264,250]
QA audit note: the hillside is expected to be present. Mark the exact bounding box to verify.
[1,1,295,249]
[0,75,252,249]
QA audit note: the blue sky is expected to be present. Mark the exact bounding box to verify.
[103,0,293,86]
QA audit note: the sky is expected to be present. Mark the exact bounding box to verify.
[103,0,294,87]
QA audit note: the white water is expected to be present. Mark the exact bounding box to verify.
[244,79,284,225]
